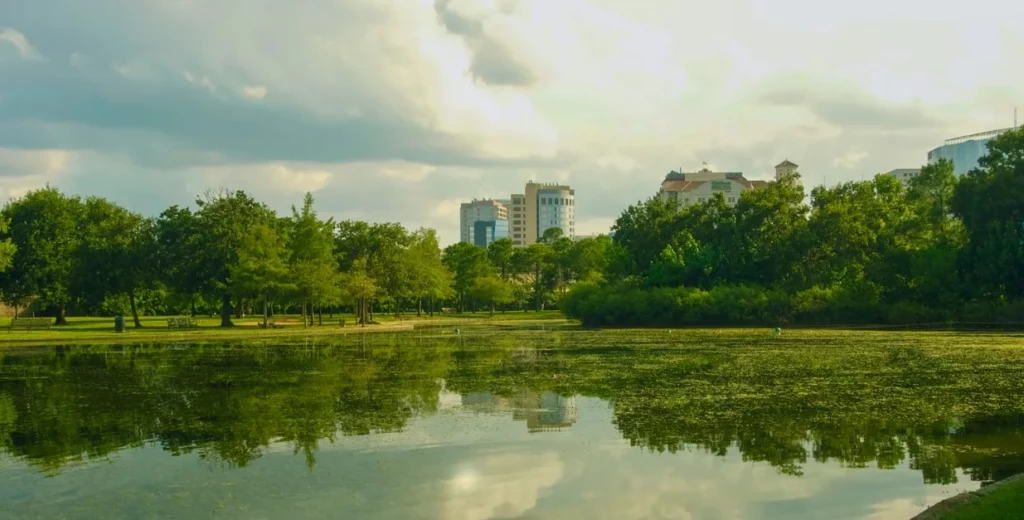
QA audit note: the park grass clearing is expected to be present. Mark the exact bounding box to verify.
[0,310,568,348]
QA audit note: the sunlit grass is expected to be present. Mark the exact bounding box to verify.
[0,310,568,347]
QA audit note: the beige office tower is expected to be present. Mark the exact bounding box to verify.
[510,182,574,247]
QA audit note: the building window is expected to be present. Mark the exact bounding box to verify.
[728,197,735,203]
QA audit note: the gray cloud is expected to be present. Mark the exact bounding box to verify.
[0,0,558,170]
[434,0,537,87]
[756,82,938,130]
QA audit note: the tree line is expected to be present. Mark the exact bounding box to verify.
[0,188,609,327]
[563,127,1024,326]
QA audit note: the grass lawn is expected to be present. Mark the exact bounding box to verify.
[937,477,1024,520]
[0,310,568,347]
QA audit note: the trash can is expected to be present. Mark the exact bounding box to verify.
[114,315,125,333]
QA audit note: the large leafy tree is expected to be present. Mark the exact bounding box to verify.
[405,228,453,316]
[442,242,491,312]
[731,174,808,288]
[194,190,277,327]
[0,187,83,324]
[74,197,155,328]
[228,222,293,328]
[289,193,340,325]
[954,127,1024,300]
[467,275,514,315]
[486,238,515,281]
[155,206,208,315]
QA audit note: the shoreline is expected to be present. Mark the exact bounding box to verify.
[911,473,1024,519]
[0,317,571,349]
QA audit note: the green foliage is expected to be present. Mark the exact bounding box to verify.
[467,275,514,314]
[0,187,83,323]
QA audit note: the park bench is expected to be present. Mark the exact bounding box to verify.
[8,317,53,333]
[166,317,198,330]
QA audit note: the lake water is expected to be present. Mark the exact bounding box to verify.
[2,327,1023,519]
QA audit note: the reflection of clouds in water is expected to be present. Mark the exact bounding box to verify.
[442,452,564,520]
[563,454,834,520]
[861,479,974,520]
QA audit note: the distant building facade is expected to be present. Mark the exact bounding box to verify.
[658,163,772,207]
[460,199,509,246]
[928,128,1012,176]
[472,219,509,247]
[886,168,921,188]
[511,182,575,247]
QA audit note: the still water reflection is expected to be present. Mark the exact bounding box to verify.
[1,328,1024,519]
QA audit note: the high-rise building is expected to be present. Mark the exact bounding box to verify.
[460,199,509,246]
[510,182,575,247]
[928,128,1013,176]
[658,164,770,208]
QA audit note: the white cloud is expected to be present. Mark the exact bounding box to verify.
[241,85,267,100]
[0,28,40,60]
[182,71,216,92]
[0,149,72,200]
[441,452,564,520]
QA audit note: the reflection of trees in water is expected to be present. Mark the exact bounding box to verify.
[2,333,1024,484]
[0,338,454,473]
[446,340,1024,485]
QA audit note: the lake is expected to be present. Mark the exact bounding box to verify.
[2,326,1024,519]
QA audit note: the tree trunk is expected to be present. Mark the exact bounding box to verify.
[490,303,495,316]
[417,298,422,317]
[302,300,308,328]
[129,290,142,328]
[428,297,434,317]
[317,305,323,326]
[262,295,269,329]
[234,296,243,319]
[220,292,234,327]
[55,303,68,326]
[190,298,197,318]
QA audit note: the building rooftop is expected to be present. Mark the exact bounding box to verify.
[943,128,1013,146]
[776,159,798,168]
[662,178,768,192]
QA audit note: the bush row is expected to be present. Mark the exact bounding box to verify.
[561,283,1024,327]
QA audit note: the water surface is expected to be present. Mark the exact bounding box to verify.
[2,327,1023,519]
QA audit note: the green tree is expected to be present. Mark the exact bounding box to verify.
[74,197,155,327]
[442,242,492,312]
[731,174,809,288]
[289,193,340,326]
[467,275,514,315]
[228,223,293,328]
[0,187,83,324]
[954,127,1024,300]
[194,190,277,327]
[343,257,377,326]
[155,206,208,315]
[487,238,515,280]
[0,217,16,274]
[405,228,453,316]
[567,236,611,284]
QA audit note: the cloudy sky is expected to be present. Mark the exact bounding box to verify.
[2,0,1022,244]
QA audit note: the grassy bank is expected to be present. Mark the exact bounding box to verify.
[913,474,1024,519]
[0,310,567,347]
